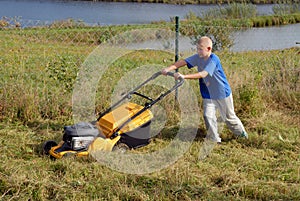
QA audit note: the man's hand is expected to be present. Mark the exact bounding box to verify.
[161,60,186,76]
[174,72,184,80]
[161,68,169,75]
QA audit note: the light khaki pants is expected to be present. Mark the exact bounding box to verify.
[203,93,245,142]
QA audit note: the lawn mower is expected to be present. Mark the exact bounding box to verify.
[42,71,184,159]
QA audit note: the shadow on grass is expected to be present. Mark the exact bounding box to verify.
[156,126,207,142]
[155,125,244,145]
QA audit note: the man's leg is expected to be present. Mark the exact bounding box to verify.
[216,94,247,138]
[203,99,221,142]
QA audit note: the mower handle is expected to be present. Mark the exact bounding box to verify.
[97,71,184,121]
[151,71,184,84]
[165,71,184,83]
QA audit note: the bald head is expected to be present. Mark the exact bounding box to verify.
[198,36,213,51]
[196,36,213,59]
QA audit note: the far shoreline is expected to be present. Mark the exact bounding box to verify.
[64,0,283,5]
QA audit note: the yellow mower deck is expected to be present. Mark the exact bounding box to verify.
[48,102,153,159]
[98,102,153,138]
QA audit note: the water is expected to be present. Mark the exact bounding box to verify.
[0,0,220,25]
[231,24,300,51]
[0,0,277,25]
[126,24,300,52]
[0,0,299,51]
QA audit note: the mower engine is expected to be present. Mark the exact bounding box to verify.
[43,122,101,159]
[63,122,100,151]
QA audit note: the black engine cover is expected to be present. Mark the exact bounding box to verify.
[63,122,99,144]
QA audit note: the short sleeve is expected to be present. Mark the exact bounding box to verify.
[204,60,216,76]
[185,54,199,69]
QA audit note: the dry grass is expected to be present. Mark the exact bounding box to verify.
[0,25,299,200]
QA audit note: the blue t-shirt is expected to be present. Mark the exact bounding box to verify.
[185,53,231,99]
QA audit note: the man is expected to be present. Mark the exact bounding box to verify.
[162,36,248,143]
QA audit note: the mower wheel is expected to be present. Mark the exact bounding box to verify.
[113,143,130,153]
[42,140,58,155]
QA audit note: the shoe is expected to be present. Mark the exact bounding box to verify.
[240,131,248,139]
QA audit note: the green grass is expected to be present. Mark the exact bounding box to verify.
[0,22,300,200]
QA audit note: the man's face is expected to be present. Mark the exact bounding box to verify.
[197,43,210,59]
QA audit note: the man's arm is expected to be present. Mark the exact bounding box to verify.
[162,59,209,80]
[181,71,208,79]
[161,59,187,75]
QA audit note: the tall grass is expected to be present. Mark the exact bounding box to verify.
[273,2,300,15]
[203,3,257,20]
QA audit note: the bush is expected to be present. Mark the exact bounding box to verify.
[182,20,234,51]
[236,84,263,118]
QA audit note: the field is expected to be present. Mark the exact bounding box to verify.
[1,14,300,201]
